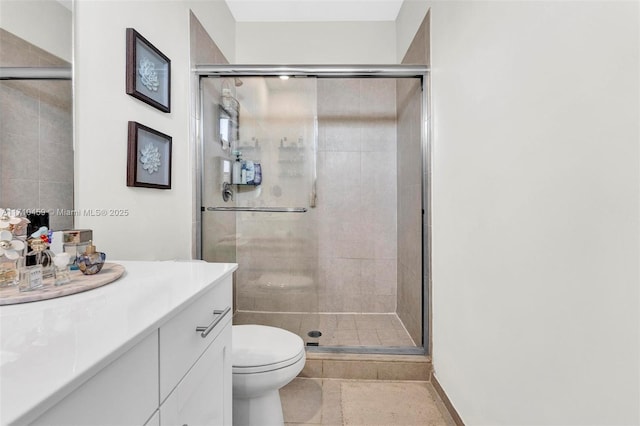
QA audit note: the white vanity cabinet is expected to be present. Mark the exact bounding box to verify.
[159,275,233,426]
[1,261,237,426]
[160,323,232,426]
[31,331,160,426]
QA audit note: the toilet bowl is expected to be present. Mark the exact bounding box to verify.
[232,324,306,426]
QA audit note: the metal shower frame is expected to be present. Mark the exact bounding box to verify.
[195,64,431,356]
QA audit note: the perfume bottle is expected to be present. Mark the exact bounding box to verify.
[18,264,43,292]
[53,253,72,286]
[76,241,106,275]
[0,258,19,288]
[26,238,54,279]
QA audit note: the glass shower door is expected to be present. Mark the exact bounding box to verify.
[200,72,426,353]
[201,76,320,344]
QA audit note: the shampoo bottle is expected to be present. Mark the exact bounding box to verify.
[232,151,242,184]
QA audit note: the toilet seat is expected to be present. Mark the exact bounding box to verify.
[233,325,305,374]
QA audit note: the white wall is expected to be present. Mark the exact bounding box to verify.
[395,0,640,424]
[235,21,396,64]
[0,0,72,62]
[74,0,235,260]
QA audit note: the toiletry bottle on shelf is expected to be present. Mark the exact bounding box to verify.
[253,163,262,185]
[245,161,255,184]
[241,161,247,184]
[232,151,242,184]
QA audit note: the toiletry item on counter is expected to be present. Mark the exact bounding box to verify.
[18,265,43,292]
[25,231,54,278]
[63,229,93,244]
[232,151,242,184]
[76,241,106,275]
[64,242,90,270]
[62,229,93,270]
[53,253,71,286]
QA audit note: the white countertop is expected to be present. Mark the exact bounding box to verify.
[0,260,238,426]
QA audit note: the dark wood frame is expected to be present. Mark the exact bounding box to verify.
[127,121,172,189]
[126,28,171,113]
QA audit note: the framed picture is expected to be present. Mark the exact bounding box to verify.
[126,28,171,113]
[127,121,172,189]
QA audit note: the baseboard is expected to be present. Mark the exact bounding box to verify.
[431,374,465,426]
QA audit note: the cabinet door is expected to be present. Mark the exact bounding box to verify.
[161,320,232,426]
[160,276,232,401]
[31,331,159,426]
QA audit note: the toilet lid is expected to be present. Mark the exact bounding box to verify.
[232,325,304,373]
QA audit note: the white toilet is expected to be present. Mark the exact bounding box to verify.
[232,324,306,426]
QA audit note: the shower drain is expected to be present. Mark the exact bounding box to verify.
[306,330,322,346]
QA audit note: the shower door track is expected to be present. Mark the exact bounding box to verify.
[195,65,432,356]
[195,64,428,79]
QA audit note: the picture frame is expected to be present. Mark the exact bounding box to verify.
[127,121,172,189]
[126,28,171,113]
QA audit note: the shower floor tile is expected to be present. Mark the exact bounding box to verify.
[233,312,417,347]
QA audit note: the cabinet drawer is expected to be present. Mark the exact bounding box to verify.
[31,331,159,426]
[159,275,232,402]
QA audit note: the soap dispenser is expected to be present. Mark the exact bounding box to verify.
[76,241,106,275]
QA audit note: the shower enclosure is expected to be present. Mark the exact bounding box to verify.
[198,65,429,355]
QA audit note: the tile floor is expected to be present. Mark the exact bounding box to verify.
[233,312,416,347]
[280,378,455,426]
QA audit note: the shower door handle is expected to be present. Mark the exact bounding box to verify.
[195,306,231,338]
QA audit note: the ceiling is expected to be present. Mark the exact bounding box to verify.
[224,0,404,22]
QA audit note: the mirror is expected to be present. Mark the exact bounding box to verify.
[0,0,74,231]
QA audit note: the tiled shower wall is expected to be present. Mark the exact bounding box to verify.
[234,78,398,314]
[315,79,398,313]
[396,13,431,345]
[0,29,73,230]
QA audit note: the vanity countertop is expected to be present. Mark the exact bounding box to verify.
[0,260,238,426]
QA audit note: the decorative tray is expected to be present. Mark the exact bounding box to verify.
[0,262,125,306]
